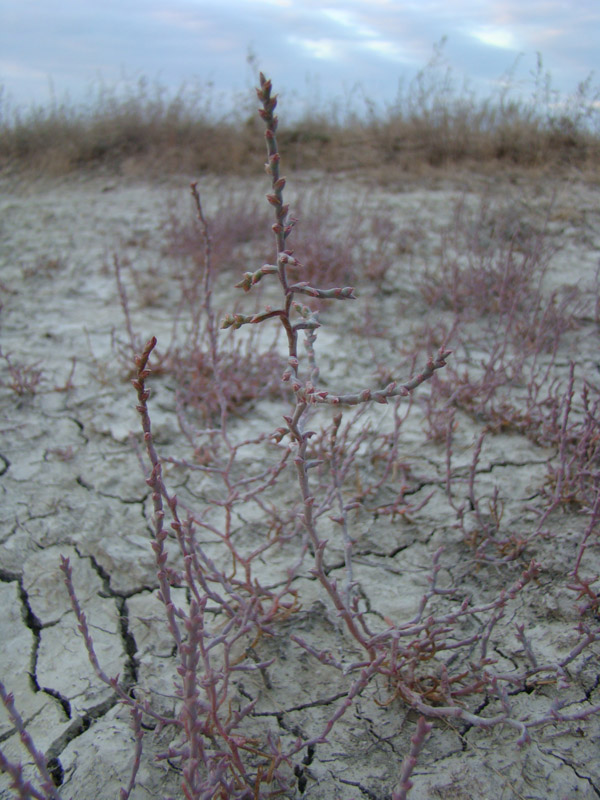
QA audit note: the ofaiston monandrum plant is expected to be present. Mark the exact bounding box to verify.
[128,72,452,798]
[218,71,451,654]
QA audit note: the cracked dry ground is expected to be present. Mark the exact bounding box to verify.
[1,168,599,799]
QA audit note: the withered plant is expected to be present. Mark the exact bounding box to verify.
[403,188,599,571]
[0,347,43,397]
[413,192,586,445]
[112,195,287,426]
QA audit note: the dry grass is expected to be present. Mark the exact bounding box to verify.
[2,54,600,177]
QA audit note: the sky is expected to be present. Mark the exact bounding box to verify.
[1,0,599,119]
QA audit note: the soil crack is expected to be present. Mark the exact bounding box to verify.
[72,548,140,688]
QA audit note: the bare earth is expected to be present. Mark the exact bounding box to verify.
[1,166,599,799]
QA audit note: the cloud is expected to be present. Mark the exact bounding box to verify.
[362,39,406,62]
[321,8,378,39]
[469,26,519,50]
[0,0,598,112]
[150,8,211,33]
[289,36,340,60]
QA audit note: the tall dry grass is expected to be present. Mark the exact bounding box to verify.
[1,53,599,176]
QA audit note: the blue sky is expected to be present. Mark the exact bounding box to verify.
[1,1,599,118]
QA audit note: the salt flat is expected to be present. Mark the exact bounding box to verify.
[1,167,599,799]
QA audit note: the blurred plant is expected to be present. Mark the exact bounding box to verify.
[540,364,600,513]
[0,347,43,396]
[413,193,586,445]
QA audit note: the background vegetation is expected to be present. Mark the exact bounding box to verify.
[1,53,600,176]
